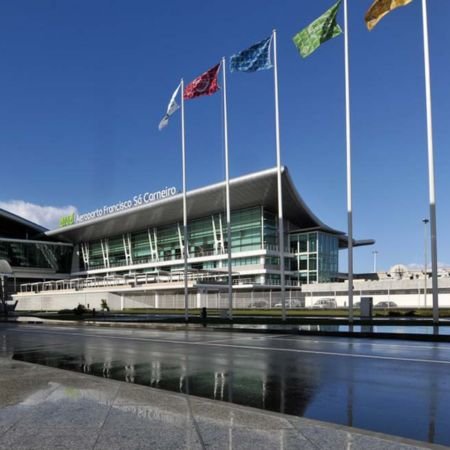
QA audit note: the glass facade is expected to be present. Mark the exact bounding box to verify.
[230,208,262,252]
[88,241,103,269]
[262,210,277,249]
[81,207,265,271]
[0,239,72,273]
[132,232,151,262]
[289,231,338,284]
[78,206,340,287]
[317,232,339,282]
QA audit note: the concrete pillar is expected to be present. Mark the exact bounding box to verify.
[197,290,202,308]
[155,292,159,309]
[120,295,124,311]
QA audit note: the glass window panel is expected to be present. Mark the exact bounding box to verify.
[309,254,317,271]
[0,240,72,272]
[308,233,317,252]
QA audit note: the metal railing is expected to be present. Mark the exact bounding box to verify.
[18,271,301,295]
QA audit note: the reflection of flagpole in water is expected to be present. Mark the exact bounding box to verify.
[428,349,438,443]
[262,375,267,409]
[182,355,188,395]
[280,357,286,414]
[347,377,353,427]
[214,372,219,399]
[228,369,233,403]
[229,412,234,450]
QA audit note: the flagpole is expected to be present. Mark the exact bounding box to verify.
[343,0,354,323]
[272,29,286,321]
[221,57,233,320]
[421,0,439,324]
[181,78,189,322]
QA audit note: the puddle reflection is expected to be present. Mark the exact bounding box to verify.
[3,331,449,446]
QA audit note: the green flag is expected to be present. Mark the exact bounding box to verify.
[293,0,343,58]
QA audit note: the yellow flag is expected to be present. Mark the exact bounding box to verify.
[365,0,413,31]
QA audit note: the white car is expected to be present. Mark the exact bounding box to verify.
[313,298,337,309]
[274,300,303,308]
[374,301,398,308]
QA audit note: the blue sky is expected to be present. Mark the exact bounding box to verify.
[0,0,449,273]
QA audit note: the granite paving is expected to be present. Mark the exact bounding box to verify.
[0,357,446,450]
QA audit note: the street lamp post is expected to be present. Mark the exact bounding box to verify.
[423,218,429,308]
[372,250,378,273]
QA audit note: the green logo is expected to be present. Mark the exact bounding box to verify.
[59,212,75,227]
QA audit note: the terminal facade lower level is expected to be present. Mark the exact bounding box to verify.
[2,167,378,310]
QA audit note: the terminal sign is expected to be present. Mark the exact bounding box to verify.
[59,213,75,227]
[59,186,177,227]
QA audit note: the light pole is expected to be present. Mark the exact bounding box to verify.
[423,218,429,308]
[372,250,378,273]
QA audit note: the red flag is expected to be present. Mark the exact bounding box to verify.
[184,64,220,100]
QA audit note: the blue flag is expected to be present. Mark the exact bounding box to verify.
[230,36,273,73]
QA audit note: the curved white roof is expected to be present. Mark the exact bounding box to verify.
[47,166,372,248]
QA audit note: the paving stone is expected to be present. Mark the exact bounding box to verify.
[194,418,313,450]
[0,425,98,450]
[114,383,188,415]
[0,406,22,435]
[189,396,293,431]
[94,407,202,450]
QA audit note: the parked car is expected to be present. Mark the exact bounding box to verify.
[374,301,398,308]
[247,300,268,308]
[313,298,337,309]
[274,299,303,308]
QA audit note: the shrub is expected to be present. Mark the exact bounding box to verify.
[101,299,110,312]
[74,304,87,315]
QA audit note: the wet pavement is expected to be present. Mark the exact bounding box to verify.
[1,357,445,450]
[1,323,450,447]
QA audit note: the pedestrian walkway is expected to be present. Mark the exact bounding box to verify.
[0,357,446,449]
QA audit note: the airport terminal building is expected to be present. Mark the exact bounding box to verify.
[9,166,448,311]
[0,208,72,305]
[10,167,373,310]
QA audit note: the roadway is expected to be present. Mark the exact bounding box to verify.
[1,323,450,446]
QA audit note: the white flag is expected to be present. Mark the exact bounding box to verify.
[158,84,181,130]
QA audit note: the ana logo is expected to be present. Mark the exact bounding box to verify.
[59,212,75,228]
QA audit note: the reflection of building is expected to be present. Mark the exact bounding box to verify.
[13,342,319,418]
[0,208,72,301]
[13,167,373,310]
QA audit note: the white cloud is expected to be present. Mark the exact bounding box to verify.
[0,200,78,230]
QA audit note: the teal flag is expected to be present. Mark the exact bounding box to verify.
[293,0,343,58]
